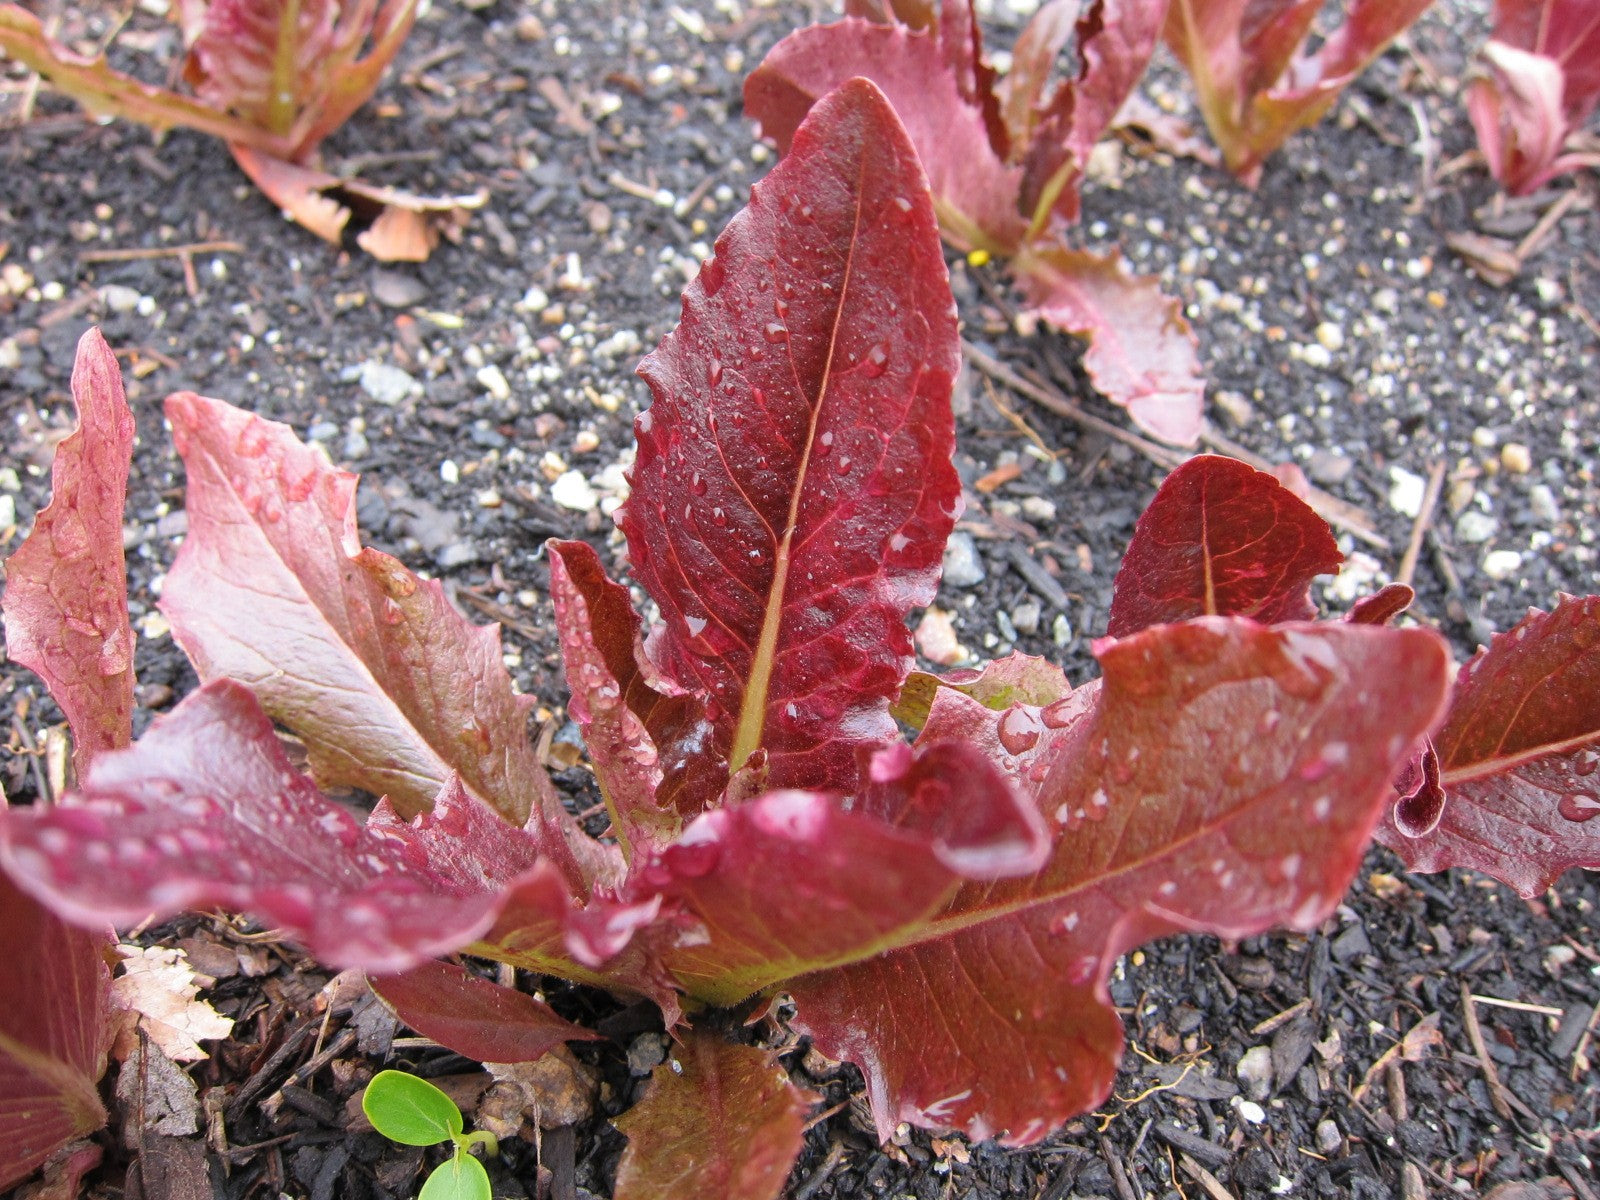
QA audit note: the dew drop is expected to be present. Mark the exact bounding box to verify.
[699,254,725,296]
[1558,793,1600,823]
[1040,697,1078,729]
[816,430,834,456]
[636,408,654,434]
[1574,750,1599,777]
[712,507,727,526]
[893,195,913,215]
[861,343,890,379]
[998,706,1042,755]
[690,472,707,496]
[670,839,721,878]
[381,598,405,625]
[764,322,788,343]
[707,358,723,388]
[835,456,852,475]
[234,421,269,457]
[1064,955,1098,985]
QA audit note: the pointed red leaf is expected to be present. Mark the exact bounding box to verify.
[744,24,1029,252]
[620,79,961,795]
[1106,456,1343,637]
[2,329,135,775]
[0,681,559,974]
[0,872,110,1192]
[1015,240,1204,446]
[613,1031,814,1200]
[547,540,720,847]
[647,740,1046,1005]
[159,392,604,891]
[788,619,1450,1144]
[1376,596,1600,896]
[369,961,600,1064]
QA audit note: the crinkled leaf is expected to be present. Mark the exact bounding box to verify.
[613,1031,814,1200]
[621,79,961,794]
[370,961,599,1064]
[788,619,1450,1144]
[547,539,718,849]
[1015,240,1204,446]
[1376,596,1600,896]
[645,740,1046,1006]
[1106,456,1342,637]
[893,651,1072,731]
[2,328,135,776]
[159,392,603,891]
[1469,0,1600,193]
[1163,0,1435,181]
[0,681,561,974]
[0,873,110,1192]
[744,21,1028,252]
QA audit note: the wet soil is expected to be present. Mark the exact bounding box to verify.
[1,1,1597,1198]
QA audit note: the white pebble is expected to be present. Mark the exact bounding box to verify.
[1482,550,1522,581]
[551,470,599,512]
[1388,467,1426,518]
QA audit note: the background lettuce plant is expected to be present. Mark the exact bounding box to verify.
[1,77,1596,1199]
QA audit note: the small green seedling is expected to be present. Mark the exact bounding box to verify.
[362,1070,499,1200]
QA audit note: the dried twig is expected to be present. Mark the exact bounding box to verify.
[79,241,245,263]
[1396,460,1446,587]
[1177,1152,1237,1200]
[1460,983,1514,1119]
[1098,1133,1141,1200]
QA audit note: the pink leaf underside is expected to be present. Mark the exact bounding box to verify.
[612,1031,815,1200]
[0,680,595,977]
[183,0,338,123]
[368,960,600,1064]
[893,650,1073,730]
[547,539,720,846]
[2,328,135,775]
[744,25,1030,251]
[638,736,1047,1006]
[0,872,110,1192]
[1375,595,1600,896]
[1468,42,1580,194]
[788,618,1450,1145]
[1106,455,1343,638]
[158,391,607,892]
[621,79,961,795]
[1491,0,1600,118]
[1015,240,1204,445]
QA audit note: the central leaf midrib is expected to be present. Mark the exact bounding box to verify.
[727,142,870,775]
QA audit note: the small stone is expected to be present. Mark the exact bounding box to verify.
[1315,1119,1342,1155]
[1213,390,1254,427]
[1011,600,1041,635]
[371,270,427,308]
[1233,1098,1268,1125]
[517,286,550,314]
[1306,449,1352,485]
[1052,613,1072,646]
[1529,484,1560,525]
[1020,496,1058,523]
[1300,342,1332,369]
[1482,549,1522,581]
[0,494,13,529]
[594,329,642,363]
[1500,442,1532,474]
[572,430,601,454]
[476,364,512,402]
[1314,322,1344,352]
[435,541,480,570]
[551,470,599,512]
[627,1033,668,1077]
[0,339,18,370]
[1454,511,1497,545]
[1388,467,1426,518]
[440,460,460,485]
[1235,1046,1274,1101]
[341,429,370,460]
[358,360,420,406]
[941,531,986,589]
[915,608,966,666]
[1471,426,1498,449]
[99,283,142,314]
[476,489,502,509]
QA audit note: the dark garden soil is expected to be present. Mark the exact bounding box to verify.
[2,0,1599,1197]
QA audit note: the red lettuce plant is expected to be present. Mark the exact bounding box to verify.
[746,0,1206,446]
[1162,0,1437,183]
[4,78,1588,1197]
[1467,0,1600,194]
[0,0,479,260]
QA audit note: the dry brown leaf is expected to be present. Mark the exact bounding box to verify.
[110,945,234,1063]
[479,1046,598,1134]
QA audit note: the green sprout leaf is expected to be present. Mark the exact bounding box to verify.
[362,1070,464,1147]
[419,1149,492,1200]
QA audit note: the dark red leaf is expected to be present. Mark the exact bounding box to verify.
[1014,241,1204,445]
[0,681,555,974]
[160,392,604,891]
[369,961,600,1064]
[1347,583,1415,626]
[547,539,720,847]
[0,872,110,1192]
[645,743,1045,1006]
[1376,596,1600,896]
[612,1030,815,1200]
[621,79,961,795]
[788,619,1449,1144]
[2,328,135,775]
[1106,455,1343,637]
